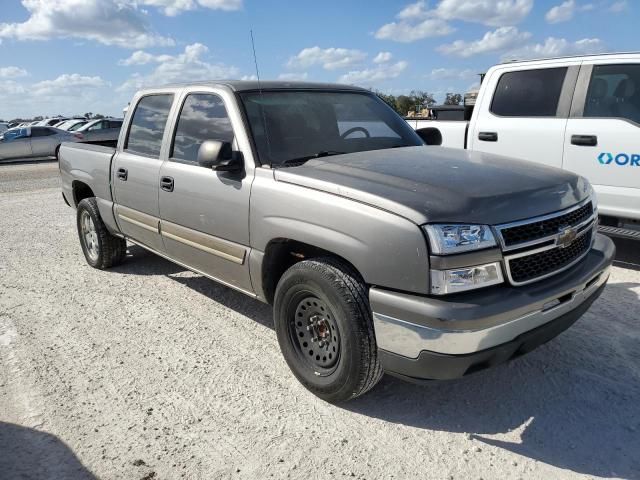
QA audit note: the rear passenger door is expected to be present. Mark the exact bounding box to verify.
[30,127,58,157]
[564,61,640,212]
[112,92,176,253]
[470,65,579,168]
[158,89,254,293]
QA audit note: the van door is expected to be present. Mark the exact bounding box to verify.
[158,90,254,293]
[470,65,579,168]
[564,61,640,220]
[112,93,176,252]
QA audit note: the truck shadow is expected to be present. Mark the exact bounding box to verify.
[0,422,96,479]
[111,245,275,330]
[344,281,640,479]
[114,244,639,478]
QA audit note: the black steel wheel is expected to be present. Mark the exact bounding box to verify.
[274,257,383,403]
[289,294,341,375]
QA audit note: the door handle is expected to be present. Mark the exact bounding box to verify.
[571,134,597,146]
[160,176,174,192]
[478,131,498,142]
[116,168,128,181]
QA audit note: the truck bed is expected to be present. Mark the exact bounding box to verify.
[405,119,468,148]
[59,142,116,208]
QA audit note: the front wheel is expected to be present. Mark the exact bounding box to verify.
[77,198,126,269]
[274,258,382,402]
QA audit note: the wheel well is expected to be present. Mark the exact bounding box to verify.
[72,181,95,207]
[261,239,362,304]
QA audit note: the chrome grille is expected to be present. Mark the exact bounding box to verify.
[496,198,596,286]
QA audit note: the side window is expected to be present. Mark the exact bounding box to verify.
[491,67,568,117]
[88,121,105,131]
[125,94,174,157]
[171,93,234,164]
[31,127,55,137]
[584,64,640,124]
[109,120,123,129]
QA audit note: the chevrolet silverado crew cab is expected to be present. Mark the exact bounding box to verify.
[407,53,640,241]
[59,81,614,402]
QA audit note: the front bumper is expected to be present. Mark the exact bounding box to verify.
[371,233,615,381]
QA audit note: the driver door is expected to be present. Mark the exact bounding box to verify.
[158,89,254,293]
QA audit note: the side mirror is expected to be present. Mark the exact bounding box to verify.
[415,127,442,146]
[197,140,243,172]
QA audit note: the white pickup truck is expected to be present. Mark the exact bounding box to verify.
[407,53,640,240]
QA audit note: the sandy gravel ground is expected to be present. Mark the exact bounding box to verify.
[1,161,639,480]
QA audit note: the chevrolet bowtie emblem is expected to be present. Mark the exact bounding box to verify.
[557,226,578,248]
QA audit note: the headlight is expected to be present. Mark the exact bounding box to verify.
[430,262,504,295]
[424,224,497,255]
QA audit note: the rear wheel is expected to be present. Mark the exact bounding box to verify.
[274,258,382,402]
[77,197,126,269]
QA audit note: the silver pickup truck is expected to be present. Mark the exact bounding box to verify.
[59,81,615,402]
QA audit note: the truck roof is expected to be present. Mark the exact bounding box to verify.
[137,80,368,94]
[500,51,640,66]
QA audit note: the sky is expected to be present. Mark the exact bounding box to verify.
[0,0,636,120]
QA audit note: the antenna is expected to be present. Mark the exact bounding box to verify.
[250,30,262,91]
[249,29,272,165]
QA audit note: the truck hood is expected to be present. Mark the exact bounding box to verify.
[273,146,590,225]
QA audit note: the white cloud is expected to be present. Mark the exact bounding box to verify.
[286,47,367,70]
[139,0,242,16]
[375,0,454,42]
[240,74,258,81]
[435,0,533,26]
[0,66,28,78]
[339,61,409,85]
[373,52,393,64]
[374,0,532,43]
[277,72,309,81]
[31,74,107,97]
[546,0,576,23]
[438,26,531,57]
[502,37,606,61]
[0,0,174,48]
[118,43,240,92]
[609,1,628,13]
[428,67,477,80]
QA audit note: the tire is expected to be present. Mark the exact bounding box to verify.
[274,257,383,402]
[76,197,126,269]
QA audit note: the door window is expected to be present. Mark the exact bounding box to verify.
[31,127,56,137]
[125,94,174,157]
[491,68,567,117]
[171,93,234,164]
[584,64,640,124]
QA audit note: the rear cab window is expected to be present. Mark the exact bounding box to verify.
[125,94,174,157]
[491,67,568,117]
[583,64,640,124]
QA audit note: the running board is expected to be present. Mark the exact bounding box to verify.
[599,225,640,240]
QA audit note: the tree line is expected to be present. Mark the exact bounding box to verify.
[375,91,463,116]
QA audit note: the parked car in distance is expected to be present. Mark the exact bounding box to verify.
[0,123,8,134]
[406,52,640,241]
[56,119,88,131]
[36,117,69,127]
[74,118,123,147]
[59,81,614,403]
[0,126,80,162]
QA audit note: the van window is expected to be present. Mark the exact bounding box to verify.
[584,64,640,124]
[125,94,174,157]
[491,68,567,117]
[171,93,234,164]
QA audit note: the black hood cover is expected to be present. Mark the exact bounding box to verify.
[274,146,590,225]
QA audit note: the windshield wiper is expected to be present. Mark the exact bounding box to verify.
[278,150,346,167]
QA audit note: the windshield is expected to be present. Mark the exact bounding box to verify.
[239,90,423,166]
